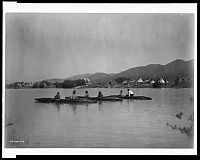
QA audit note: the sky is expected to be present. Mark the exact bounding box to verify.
[5,13,194,82]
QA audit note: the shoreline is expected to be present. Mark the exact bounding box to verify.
[5,86,193,89]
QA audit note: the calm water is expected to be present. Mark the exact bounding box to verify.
[5,88,194,148]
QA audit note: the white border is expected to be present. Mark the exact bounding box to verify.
[2,2,197,158]
[2,3,197,13]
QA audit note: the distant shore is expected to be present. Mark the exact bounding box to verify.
[5,76,193,89]
[5,85,193,89]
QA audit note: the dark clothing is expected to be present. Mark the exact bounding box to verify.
[85,93,89,98]
[54,94,60,100]
[71,94,78,99]
[98,92,103,98]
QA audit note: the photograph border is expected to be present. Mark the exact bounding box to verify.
[2,2,197,157]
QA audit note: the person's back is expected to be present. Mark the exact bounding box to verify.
[54,92,60,100]
[98,91,103,98]
[119,90,123,97]
[71,90,78,99]
[85,91,89,98]
[71,94,77,99]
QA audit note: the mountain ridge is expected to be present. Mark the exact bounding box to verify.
[40,59,194,84]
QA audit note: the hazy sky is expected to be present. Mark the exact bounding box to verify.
[5,13,194,82]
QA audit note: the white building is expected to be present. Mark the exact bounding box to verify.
[83,78,91,85]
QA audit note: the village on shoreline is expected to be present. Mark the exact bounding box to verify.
[6,75,193,89]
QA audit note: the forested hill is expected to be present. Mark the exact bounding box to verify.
[43,59,193,84]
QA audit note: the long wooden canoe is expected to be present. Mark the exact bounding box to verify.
[78,96,123,101]
[35,98,97,104]
[106,95,152,100]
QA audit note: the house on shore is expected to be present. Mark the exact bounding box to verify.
[83,78,91,85]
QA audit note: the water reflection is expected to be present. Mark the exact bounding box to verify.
[97,101,124,112]
[6,88,194,148]
[55,103,61,113]
[98,101,103,112]
[85,103,89,111]
[126,99,134,105]
[127,102,130,112]
[70,104,77,115]
[69,103,96,114]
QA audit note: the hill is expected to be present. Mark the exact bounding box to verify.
[111,59,193,82]
[40,78,65,83]
[41,59,193,84]
[66,72,113,84]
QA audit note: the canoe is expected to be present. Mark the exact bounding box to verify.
[78,96,123,101]
[35,98,97,104]
[123,95,152,100]
[107,95,152,100]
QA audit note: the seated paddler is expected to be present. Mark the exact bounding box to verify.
[54,92,60,100]
[119,90,123,97]
[71,90,78,99]
[98,91,103,98]
[85,90,89,98]
[127,88,134,97]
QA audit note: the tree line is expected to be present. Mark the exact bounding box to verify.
[6,79,87,89]
[32,79,86,88]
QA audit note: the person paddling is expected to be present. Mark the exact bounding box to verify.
[127,88,134,97]
[54,92,60,100]
[119,90,123,97]
[85,90,89,98]
[98,91,103,98]
[71,90,78,99]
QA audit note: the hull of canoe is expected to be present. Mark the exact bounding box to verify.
[123,96,152,100]
[35,98,97,104]
[108,95,152,100]
[78,96,123,101]
[88,97,123,101]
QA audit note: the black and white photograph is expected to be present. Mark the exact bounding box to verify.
[2,3,197,157]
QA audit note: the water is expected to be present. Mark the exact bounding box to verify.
[4,88,194,148]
